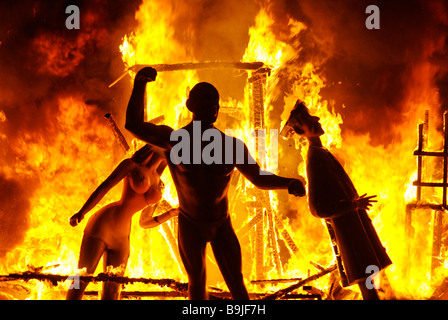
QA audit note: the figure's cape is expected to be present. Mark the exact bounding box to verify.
[306,146,392,286]
[307,146,358,219]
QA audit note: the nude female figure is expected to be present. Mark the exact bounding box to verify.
[66,145,178,300]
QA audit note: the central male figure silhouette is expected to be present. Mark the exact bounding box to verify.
[125,67,306,299]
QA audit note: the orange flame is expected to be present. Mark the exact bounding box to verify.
[1,0,447,300]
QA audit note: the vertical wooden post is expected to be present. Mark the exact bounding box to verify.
[416,123,424,202]
[431,112,448,279]
[404,204,413,280]
[250,71,270,279]
[443,112,448,207]
[424,110,429,148]
[267,208,283,275]
[254,207,265,281]
[431,210,444,278]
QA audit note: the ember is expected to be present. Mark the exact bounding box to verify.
[0,0,447,301]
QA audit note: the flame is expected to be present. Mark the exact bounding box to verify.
[1,0,447,300]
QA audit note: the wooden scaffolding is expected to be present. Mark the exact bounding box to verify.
[406,111,448,279]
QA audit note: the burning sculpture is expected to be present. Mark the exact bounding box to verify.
[0,0,447,300]
[282,100,391,300]
[125,65,306,300]
[66,142,178,300]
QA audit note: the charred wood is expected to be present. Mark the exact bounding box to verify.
[109,61,266,88]
[0,272,188,293]
[104,113,130,153]
[261,264,337,300]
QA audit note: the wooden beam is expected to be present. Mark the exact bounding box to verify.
[109,61,267,88]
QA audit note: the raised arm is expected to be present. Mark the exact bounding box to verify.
[235,140,306,196]
[69,159,135,227]
[125,67,173,151]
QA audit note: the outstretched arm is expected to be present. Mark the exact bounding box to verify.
[139,206,179,229]
[69,159,135,226]
[125,67,173,151]
[236,141,306,196]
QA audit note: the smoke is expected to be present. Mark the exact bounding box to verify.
[0,0,141,254]
[160,0,448,146]
[279,0,448,145]
[0,0,141,132]
[167,0,261,101]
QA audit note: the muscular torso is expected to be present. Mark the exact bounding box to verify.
[166,124,236,221]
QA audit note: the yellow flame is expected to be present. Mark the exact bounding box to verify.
[2,0,447,300]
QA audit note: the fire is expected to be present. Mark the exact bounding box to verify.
[1,96,119,298]
[119,1,344,297]
[1,0,447,300]
[242,8,303,69]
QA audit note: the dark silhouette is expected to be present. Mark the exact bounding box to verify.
[283,100,392,300]
[125,67,306,300]
[67,144,178,300]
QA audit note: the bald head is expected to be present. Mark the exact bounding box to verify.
[186,82,220,124]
